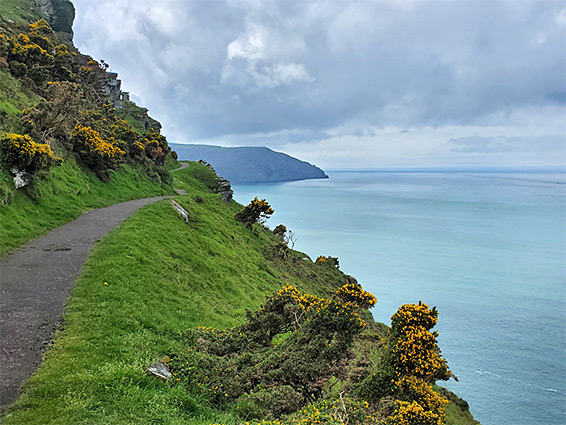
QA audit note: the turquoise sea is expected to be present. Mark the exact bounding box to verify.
[233,170,566,425]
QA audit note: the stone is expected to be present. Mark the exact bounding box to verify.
[146,362,172,381]
[171,200,189,223]
[216,177,233,202]
[11,169,33,189]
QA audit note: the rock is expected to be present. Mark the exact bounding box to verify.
[171,200,189,223]
[146,362,172,381]
[11,169,33,189]
[215,177,233,202]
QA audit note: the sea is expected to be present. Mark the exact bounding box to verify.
[232,170,566,425]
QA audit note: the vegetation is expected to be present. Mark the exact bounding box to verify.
[0,132,61,173]
[0,3,478,424]
[2,164,475,424]
[0,16,178,256]
[235,196,274,225]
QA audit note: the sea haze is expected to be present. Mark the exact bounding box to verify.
[233,170,566,425]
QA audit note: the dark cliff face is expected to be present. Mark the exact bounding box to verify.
[50,0,74,36]
[170,144,328,184]
[30,0,75,40]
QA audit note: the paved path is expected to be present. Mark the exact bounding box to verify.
[0,163,190,413]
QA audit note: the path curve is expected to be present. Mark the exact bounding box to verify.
[0,164,190,413]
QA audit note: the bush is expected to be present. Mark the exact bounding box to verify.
[71,124,124,181]
[235,196,274,225]
[170,283,374,419]
[0,133,61,173]
[316,256,339,268]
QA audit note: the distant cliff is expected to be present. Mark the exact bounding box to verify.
[170,144,328,184]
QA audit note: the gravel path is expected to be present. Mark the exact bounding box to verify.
[0,162,190,413]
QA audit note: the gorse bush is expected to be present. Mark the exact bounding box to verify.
[382,302,452,425]
[0,19,176,187]
[235,196,274,225]
[170,285,455,424]
[170,283,375,419]
[71,124,124,181]
[316,256,340,268]
[0,133,61,173]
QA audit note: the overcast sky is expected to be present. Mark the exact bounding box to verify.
[71,0,565,169]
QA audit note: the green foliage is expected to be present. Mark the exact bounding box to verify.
[0,69,39,132]
[2,164,356,424]
[0,0,43,25]
[71,124,125,181]
[0,157,173,257]
[169,283,376,420]
[0,132,61,173]
[235,196,274,225]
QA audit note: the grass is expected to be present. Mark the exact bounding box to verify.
[0,69,40,132]
[2,163,349,424]
[0,0,42,26]
[1,163,478,424]
[0,155,176,257]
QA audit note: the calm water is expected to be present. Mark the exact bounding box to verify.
[233,171,566,425]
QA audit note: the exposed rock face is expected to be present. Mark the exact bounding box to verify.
[31,0,75,40]
[215,177,233,202]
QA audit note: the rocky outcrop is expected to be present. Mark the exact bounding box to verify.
[30,0,75,41]
[146,362,172,381]
[10,169,33,189]
[215,177,233,202]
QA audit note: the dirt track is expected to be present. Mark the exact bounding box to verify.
[0,162,190,413]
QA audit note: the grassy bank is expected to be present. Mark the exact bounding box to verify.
[0,156,176,257]
[2,163,348,424]
[2,163,478,424]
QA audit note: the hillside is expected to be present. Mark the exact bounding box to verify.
[0,1,179,255]
[2,163,478,424]
[171,143,328,183]
[0,1,479,424]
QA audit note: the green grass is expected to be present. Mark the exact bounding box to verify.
[0,155,175,257]
[0,69,40,132]
[0,0,42,26]
[2,163,349,424]
[1,163,478,424]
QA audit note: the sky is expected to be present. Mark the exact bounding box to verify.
[71,0,566,169]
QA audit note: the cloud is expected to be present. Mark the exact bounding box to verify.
[71,0,566,167]
[449,135,566,153]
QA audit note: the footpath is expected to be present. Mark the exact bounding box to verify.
[0,162,189,413]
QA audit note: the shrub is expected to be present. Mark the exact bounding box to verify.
[71,124,124,181]
[170,283,375,419]
[0,133,61,173]
[382,302,452,424]
[316,256,339,267]
[235,196,274,225]
[273,224,287,238]
[388,302,452,383]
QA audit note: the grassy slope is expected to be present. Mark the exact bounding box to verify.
[0,70,40,126]
[2,163,475,424]
[0,155,176,257]
[0,0,41,25]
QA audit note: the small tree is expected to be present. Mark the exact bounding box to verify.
[235,196,274,225]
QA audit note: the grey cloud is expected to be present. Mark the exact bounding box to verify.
[71,0,566,165]
[449,135,566,153]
